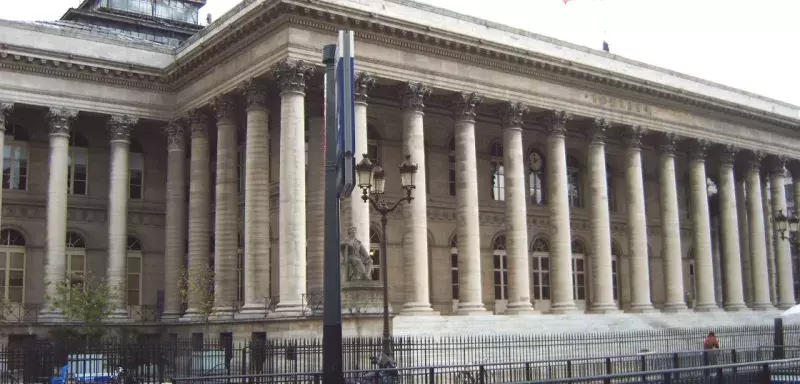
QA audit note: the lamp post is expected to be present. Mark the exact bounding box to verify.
[774,210,800,242]
[355,153,417,357]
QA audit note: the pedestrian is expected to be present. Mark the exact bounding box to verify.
[704,331,720,350]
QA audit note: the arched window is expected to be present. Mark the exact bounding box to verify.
[3,123,29,191]
[567,155,582,208]
[490,142,505,201]
[129,139,144,200]
[607,165,616,212]
[611,241,622,301]
[236,233,244,305]
[367,125,380,165]
[68,132,89,195]
[237,130,245,194]
[530,237,550,300]
[450,235,459,300]
[369,229,381,281]
[528,149,545,205]
[571,240,586,300]
[448,138,456,196]
[492,235,508,300]
[0,229,26,303]
[126,236,143,306]
[66,232,87,288]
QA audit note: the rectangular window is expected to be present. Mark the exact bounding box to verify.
[451,253,459,300]
[493,253,508,300]
[68,149,88,195]
[237,147,245,194]
[0,251,25,303]
[369,248,381,281]
[607,174,616,212]
[126,254,142,306]
[237,249,244,305]
[449,154,456,196]
[572,258,586,300]
[67,252,86,290]
[129,152,143,199]
[491,162,505,201]
[612,258,619,301]
[3,145,28,191]
[531,256,550,300]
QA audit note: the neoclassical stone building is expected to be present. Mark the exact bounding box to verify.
[1,0,799,335]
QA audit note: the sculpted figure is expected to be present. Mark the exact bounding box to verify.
[340,227,374,281]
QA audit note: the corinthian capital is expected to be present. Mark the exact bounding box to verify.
[47,107,78,136]
[186,109,208,138]
[656,132,679,155]
[586,118,611,144]
[273,59,314,95]
[786,160,800,179]
[164,121,186,150]
[766,155,788,176]
[688,138,711,161]
[744,150,765,174]
[400,82,431,112]
[452,92,482,122]
[717,144,738,166]
[544,110,570,138]
[242,78,269,110]
[623,126,647,149]
[0,102,14,131]
[354,72,376,104]
[501,101,527,129]
[108,115,139,142]
[213,94,237,122]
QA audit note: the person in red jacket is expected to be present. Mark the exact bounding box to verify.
[704,331,720,350]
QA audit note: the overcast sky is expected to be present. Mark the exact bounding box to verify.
[3,0,799,107]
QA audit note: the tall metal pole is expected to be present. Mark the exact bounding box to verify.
[380,213,391,356]
[322,44,344,384]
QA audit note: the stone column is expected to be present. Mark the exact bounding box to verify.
[400,83,435,314]
[735,174,752,305]
[764,179,778,305]
[688,139,719,311]
[502,102,534,314]
[162,122,187,320]
[768,156,796,309]
[344,73,375,250]
[452,92,487,315]
[622,126,654,312]
[211,95,239,318]
[107,115,138,319]
[274,59,313,314]
[657,133,687,312]
[745,152,773,310]
[0,102,13,230]
[545,111,578,314]
[306,94,325,296]
[241,79,272,315]
[183,109,212,320]
[41,107,77,319]
[586,119,616,313]
[717,145,747,311]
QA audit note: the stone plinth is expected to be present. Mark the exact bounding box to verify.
[342,280,389,316]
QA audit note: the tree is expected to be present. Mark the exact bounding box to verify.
[178,263,215,322]
[45,271,121,341]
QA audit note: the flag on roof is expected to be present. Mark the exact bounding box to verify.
[563,0,573,4]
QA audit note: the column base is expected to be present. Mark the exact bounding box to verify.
[661,303,689,313]
[548,302,579,314]
[399,303,439,316]
[38,310,65,322]
[106,309,131,322]
[160,311,182,322]
[210,307,236,320]
[777,302,796,310]
[588,303,621,314]
[180,310,207,322]
[272,302,305,317]
[626,304,657,314]
[456,302,490,315]
[750,303,776,311]
[723,302,750,312]
[693,303,722,312]
[236,304,268,318]
[505,301,537,315]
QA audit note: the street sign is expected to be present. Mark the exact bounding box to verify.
[335,30,356,198]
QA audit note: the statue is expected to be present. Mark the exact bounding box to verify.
[340,227,374,281]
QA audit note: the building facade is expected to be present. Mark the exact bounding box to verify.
[1,0,800,334]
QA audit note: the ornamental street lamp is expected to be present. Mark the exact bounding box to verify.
[356,153,417,356]
[774,210,800,242]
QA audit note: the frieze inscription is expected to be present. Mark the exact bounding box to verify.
[585,93,652,116]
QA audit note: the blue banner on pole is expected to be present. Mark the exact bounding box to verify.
[335,30,357,198]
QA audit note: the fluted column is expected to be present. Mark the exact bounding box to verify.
[210,95,239,318]
[184,109,212,320]
[342,73,374,250]
[545,111,577,314]
[274,59,313,314]
[41,107,77,319]
[162,122,187,320]
[0,103,13,231]
[452,92,487,315]
[717,145,747,311]
[241,79,272,315]
[306,94,325,296]
[688,139,719,311]
[586,119,616,313]
[658,133,687,312]
[764,179,778,305]
[107,115,138,319]
[768,156,796,309]
[400,83,435,314]
[502,102,534,314]
[745,152,773,310]
[623,126,654,312]
[735,174,752,305]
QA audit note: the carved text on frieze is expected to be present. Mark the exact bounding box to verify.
[585,93,653,116]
